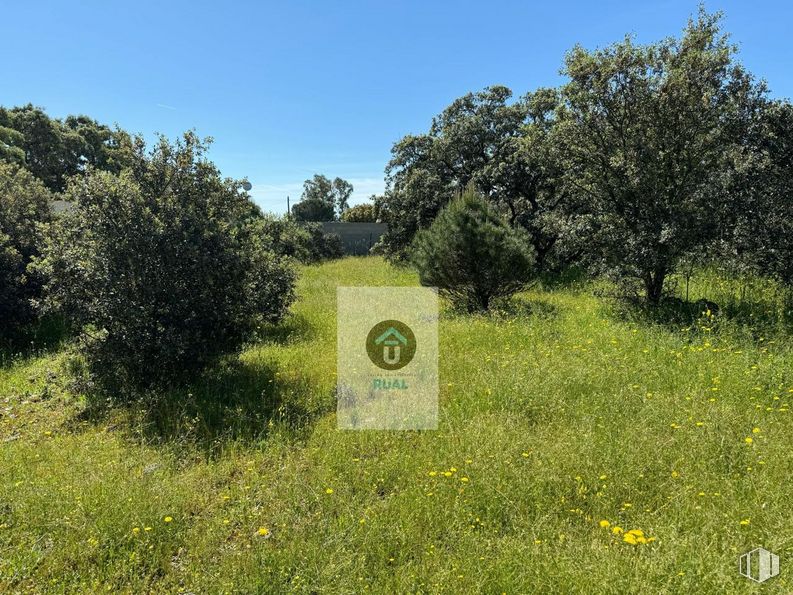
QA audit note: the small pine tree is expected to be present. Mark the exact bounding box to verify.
[410,187,536,312]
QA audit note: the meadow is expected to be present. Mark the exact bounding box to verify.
[1,256,792,593]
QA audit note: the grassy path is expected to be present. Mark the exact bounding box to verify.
[1,257,792,592]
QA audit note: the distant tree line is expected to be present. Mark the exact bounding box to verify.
[378,9,793,307]
[290,174,379,223]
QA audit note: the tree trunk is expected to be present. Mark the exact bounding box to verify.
[644,267,667,305]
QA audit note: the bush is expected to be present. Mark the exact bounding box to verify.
[248,215,314,263]
[302,223,343,262]
[0,163,52,339]
[248,216,344,264]
[37,134,296,394]
[341,203,376,222]
[410,187,536,312]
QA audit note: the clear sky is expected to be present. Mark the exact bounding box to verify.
[3,1,792,213]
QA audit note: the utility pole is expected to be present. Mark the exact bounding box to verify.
[287,195,290,216]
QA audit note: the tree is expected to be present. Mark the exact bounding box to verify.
[341,202,376,222]
[37,133,296,393]
[291,197,335,222]
[0,125,24,164]
[730,100,793,286]
[557,9,764,303]
[378,86,567,267]
[0,104,134,192]
[292,174,353,221]
[410,186,536,312]
[0,163,53,338]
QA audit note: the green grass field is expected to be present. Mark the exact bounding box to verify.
[2,256,792,593]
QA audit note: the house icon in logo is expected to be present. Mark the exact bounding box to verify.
[375,327,408,365]
[739,547,780,583]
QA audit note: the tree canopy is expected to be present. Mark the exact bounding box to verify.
[556,8,765,302]
[377,85,568,268]
[291,174,353,221]
[0,104,134,192]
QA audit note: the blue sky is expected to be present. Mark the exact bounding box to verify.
[3,1,792,213]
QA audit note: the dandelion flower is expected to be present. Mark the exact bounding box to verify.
[325,488,334,495]
[611,526,623,535]
[163,516,173,523]
[599,520,610,528]
[257,527,270,537]
[740,519,750,526]
[132,527,140,535]
[744,437,753,445]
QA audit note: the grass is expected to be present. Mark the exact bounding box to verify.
[2,256,792,593]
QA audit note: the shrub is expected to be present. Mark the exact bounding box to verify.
[248,215,314,263]
[247,216,344,264]
[37,134,296,394]
[0,163,52,339]
[302,223,343,262]
[341,203,376,222]
[410,187,536,312]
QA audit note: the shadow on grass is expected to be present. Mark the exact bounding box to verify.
[495,296,559,320]
[609,294,793,338]
[537,265,589,291]
[70,354,334,455]
[612,297,719,327]
[716,297,793,332]
[0,315,70,369]
[439,294,559,321]
[254,312,316,346]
